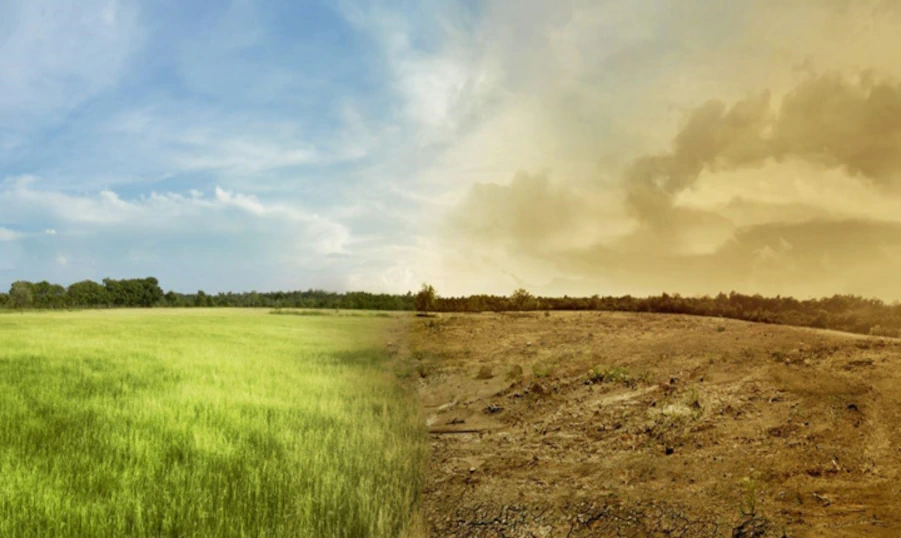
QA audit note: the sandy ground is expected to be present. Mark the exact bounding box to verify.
[389,311,901,537]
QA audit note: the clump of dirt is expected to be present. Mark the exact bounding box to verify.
[475,366,494,380]
[390,312,901,537]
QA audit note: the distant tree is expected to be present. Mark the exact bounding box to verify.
[138,277,164,307]
[164,291,179,307]
[103,278,126,306]
[31,281,67,309]
[194,290,214,307]
[67,280,109,308]
[9,281,33,310]
[414,284,436,314]
[511,288,536,311]
[0,292,8,308]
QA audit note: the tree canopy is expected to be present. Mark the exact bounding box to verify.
[9,281,33,310]
[414,284,436,314]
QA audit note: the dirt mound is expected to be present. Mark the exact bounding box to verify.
[392,312,901,537]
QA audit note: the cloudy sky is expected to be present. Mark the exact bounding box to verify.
[3,1,901,299]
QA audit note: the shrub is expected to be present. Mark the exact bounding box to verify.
[587,366,632,385]
[532,361,554,378]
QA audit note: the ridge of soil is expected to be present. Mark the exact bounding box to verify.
[390,312,901,537]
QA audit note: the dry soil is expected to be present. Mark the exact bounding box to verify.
[389,311,901,537]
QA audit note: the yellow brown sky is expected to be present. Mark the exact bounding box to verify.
[407,0,901,299]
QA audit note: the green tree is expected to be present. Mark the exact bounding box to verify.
[67,280,109,308]
[139,277,164,307]
[164,291,179,307]
[32,281,67,309]
[9,281,34,310]
[195,290,213,307]
[414,284,436,314]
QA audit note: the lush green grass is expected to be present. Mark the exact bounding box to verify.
[0,309,426,538]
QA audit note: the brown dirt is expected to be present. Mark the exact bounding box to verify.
[389,312,901,537]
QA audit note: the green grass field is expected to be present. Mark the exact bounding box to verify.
[0,309,426,538]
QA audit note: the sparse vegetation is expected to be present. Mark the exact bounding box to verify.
[532,361,555,378]
[684,388,703,419]
[739,477,760,518]
[270,308,330,316]
[587,366,649,388]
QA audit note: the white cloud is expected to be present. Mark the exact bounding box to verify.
[0,177,351,256]
[171,131,321,175]
[4,180,137,224]
[337,1,498,142]
[104,106,375,182]
[0,227,20,241]
[213,187,351,255]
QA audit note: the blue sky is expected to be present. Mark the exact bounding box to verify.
[4,0,901,298]
[0,0,476,293]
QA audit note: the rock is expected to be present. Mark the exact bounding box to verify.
[665,446,675,456]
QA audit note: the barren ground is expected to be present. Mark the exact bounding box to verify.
[389,312,901,537]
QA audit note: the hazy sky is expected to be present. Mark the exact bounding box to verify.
[3,1,901,298]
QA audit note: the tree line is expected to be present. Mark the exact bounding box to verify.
[4,278,901,338]
[0,278,415,311]
[422,287,901,337]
